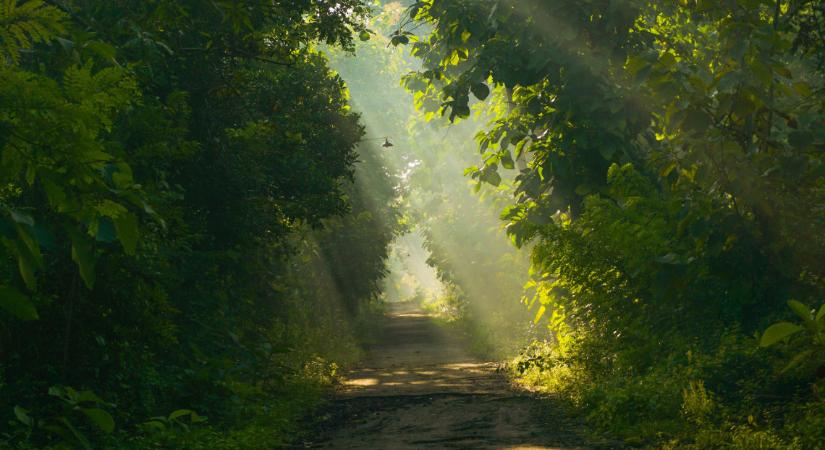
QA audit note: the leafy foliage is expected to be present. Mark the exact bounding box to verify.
[4,0,825,447]
[327,2,538,359]
[0,0,400,448]
[0,0,64,65]
[761,300,825,374]
[403,0,825,446]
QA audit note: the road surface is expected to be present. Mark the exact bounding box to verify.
[300,303,610,449]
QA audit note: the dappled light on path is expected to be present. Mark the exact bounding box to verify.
[342,361,500,394]
[340,303,506,397]
[303,303,599,449]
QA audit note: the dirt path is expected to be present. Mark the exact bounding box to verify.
[297,303,611,449]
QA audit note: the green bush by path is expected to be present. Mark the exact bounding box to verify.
[401,0,825,447]
[0,0,399,447]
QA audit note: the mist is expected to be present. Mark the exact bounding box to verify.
[324,1,541,359]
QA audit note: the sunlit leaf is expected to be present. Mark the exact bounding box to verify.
[760,322,803,347]
[788,300,813,323]
[533,305,546,324]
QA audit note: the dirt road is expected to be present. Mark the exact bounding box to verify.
[299,303,608,449]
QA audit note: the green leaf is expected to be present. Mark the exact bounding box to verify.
[48,386,67,398]
[625,55,652,78]
[58,417,92,450]
[15,240,39,290]
[69,229,97,289]
[470,82,490,101]
[788,131,814,149]
[56,37,74,51]
[731,95,756,118]
[660,162,677,178]
[113,212,139,255]
[793,81,812,96]
[80,408,114,433]
[682,109,710,131]
[9,209,34,226]
[760,322,803,347]
[16,222,43,257]
[0,285,38,320]
[780,349,814,374]
[42,179,67,210]
[788,300,813,323]
[658,52,677,69]
[85,41,117,61]
[816,304,825,322]
[481,169,501,187]
[140,420,166,431]
[14,406,32,426]
[533,305,546,324]
[95,217,117,243]
[391,35,409,46]
[716,72,740,92]
[500,151,515,170]
[74,390,105,404]
[750,61,772,85]
[111,164,134,189]
[168,409,194,421]
[655,253,681,265]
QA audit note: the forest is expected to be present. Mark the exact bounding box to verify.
[1,0,824,449]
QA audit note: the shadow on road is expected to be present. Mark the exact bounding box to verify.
[296,302,615,449]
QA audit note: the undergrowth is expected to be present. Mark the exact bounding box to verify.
[510,335,825,449]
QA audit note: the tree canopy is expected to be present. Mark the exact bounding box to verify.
[392,0,825,446]
[2,0,825,448]
[1,0,399,447]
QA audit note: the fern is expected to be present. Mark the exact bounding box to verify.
[0,0,66,65]
[63,62,138,132]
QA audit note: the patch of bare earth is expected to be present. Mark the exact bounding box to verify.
[295,303,615,449]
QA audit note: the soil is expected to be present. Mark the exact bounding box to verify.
[293,303,617,449]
